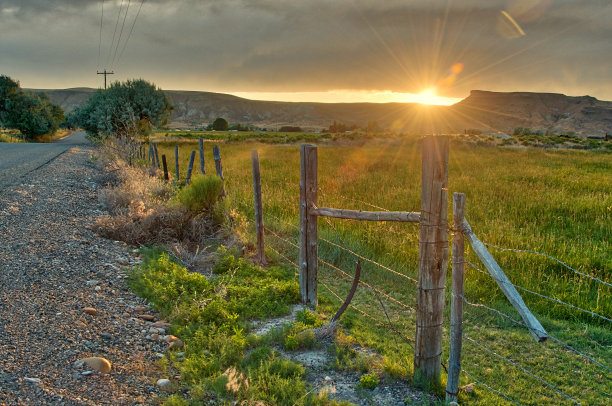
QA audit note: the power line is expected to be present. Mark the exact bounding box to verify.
[117,0,146,64]
[107,0,125,66]
[111,0,132,68]
[97,0,104,70]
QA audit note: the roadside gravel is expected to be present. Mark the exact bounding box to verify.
[0,146,167,405]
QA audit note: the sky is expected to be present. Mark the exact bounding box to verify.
[1,0,611,104]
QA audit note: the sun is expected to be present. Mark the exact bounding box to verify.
[415,87,443,105]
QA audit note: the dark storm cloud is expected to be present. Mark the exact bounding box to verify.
[1,0,611,100]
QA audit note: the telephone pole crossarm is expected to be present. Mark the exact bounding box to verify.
[96,69,114,89]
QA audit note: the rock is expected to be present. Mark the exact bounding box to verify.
[94,286,101,292]
[82,307,97,315]
[101,333,112,340]
[23,377,41,384]
[156,378,171,391]
[154,353,165,359]
[152,321,171,329]
[80,357,112,374]
[135,305,147,312]
[151,333,159,340]
[164,335,179,343]
[82,371,93,376]
[324,376,332,382]
[138,314,155,322]
[168,339,184,350]
[86,280,98,286]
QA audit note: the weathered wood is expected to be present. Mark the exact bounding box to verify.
[460,219,549,342]
[174,145,180,181]
[153,143,161,169]
[311,206,420,223]
[251,150,266,265]
[446,193,466,404]
[161,154,169,182]
[199,138,205,174]
[415,135,449,385]
[299,144,318,306]
[185,151,196,185]
[213,146,223,179]
[148,143,153,166]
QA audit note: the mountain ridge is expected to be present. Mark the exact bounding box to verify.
[30,88,612,137]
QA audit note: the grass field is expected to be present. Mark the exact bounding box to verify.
[152,136,611,405]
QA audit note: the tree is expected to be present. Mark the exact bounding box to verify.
[212,117,229,131]
[72,79,172,139]
[0,74,64,139]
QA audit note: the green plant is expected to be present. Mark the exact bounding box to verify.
[358,373,379,389]
[176,175,224,214]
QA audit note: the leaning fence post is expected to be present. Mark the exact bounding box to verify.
[299,144,318,306]
[175,145,180,182]
[148,142,153,166]
[185,151,196,185]
[415,135,449,385]
[161,154,169,182]
[199,138,205,174]
[251,150,266,265]
[446,192,466,403]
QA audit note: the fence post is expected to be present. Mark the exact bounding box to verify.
[251,150,266,265]
[446,192,466,403]
[148,142,153,166]
[154,143,161,169]
[185,151,196,185]
[299,144,318,306]
[199,138,205,174]
[175,145,180,182]
[213,146,224,179]
[162,154,169,182]
[415,135,449,385]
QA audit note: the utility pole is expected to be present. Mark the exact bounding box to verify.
[96,69,114,89]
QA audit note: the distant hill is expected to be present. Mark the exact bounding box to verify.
[31,88,612,137]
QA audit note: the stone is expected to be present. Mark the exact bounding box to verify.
[168,339,184,350]
[152,321,171,329]
[156,378,171,391]
[86,280,98,286]
[82,371,93,376]
[151,333,160,340]
[83,307,97,315]
[460,383,475,393]
[94,286,101,292]
[80,357,112,374]
[135,306,147,312]
[101,333,112,340]
[23,377,41,384]
[138,314,155,322]
[164,335,179,343]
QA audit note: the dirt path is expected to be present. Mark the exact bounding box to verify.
[0,145,164,405]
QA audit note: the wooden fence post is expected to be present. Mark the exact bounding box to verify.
[175,145,180,182]
[199,138,205,174]
[251,150,266,265]
[185,151,196,185]
[299,144,318,306]
[153,143,161,169]
[213,146,224,179]
[446,192,466,403]
[415,135,449,385]
[162,154,169,182]
[148,142,153,166]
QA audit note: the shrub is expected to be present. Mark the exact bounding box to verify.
[177,175,224,214]
[358,372,379,389]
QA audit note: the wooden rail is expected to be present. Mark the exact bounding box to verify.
[311,206,420,223]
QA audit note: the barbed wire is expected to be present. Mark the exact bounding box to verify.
[319,235,418,284]
[318,257,415,312]
[465,261,612,323]
[459,294,611,373]
[483,242,612,289]
[263,212,300,231]
[264,226,300,250]
[267,245,299,272]
[464,334,580,404]
[459,367,522,405]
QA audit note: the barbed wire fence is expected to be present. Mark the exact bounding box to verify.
[237,146,611,405]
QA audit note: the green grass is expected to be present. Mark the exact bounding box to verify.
[152,136,611,405]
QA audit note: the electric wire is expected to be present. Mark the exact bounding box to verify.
[106,0,125,66]
[117,0,146,64]
[97,0,105,70]
[111,0,132,68]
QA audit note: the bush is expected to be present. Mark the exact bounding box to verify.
[358,372,380,389]
[177,175,224,214]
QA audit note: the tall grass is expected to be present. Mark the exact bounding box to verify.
[155,137,611,405]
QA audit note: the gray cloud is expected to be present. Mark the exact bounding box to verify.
[1,0,611,100]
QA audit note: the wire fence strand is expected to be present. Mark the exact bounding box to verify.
[464,335,580,404]
[483,242,612,289]
[460,368,522,406]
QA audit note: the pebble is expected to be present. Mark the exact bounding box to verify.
[83,307,97,315]
[154,353,165,359]
[324,376,332,382]
[156,378,171,391]
[101,333,112,340]
[138,314,155,322]
[24,377,41,384]
[163,335,179,343]
[135,305,147,312]
[82,371,93,376]
[80,357,112,374]
[94,286,101,292]
[168,339,184,350]
[152,321,171,329]
[86,280,98,286]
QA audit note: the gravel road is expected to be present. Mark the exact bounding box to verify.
[0,142,167,405]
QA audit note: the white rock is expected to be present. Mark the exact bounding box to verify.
[82,371,93,376]
[157,378,171,390]
[324,376,332,382]
[94,286,101,291]
[86,280,98,286]
[24,377,41,383]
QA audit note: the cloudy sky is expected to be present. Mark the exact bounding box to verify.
[1,0,611,104]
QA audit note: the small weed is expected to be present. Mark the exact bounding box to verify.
[358,373,380,389]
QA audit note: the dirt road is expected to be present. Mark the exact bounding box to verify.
[0,139,164,405]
